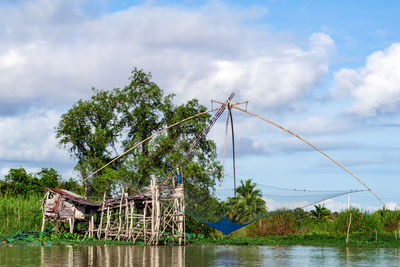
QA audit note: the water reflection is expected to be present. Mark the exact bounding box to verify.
[38,245,185,267]
[1,245,400,266]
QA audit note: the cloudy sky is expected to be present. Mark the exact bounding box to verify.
[1,0,400,210]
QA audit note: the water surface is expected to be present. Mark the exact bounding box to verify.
[1,244,399,266]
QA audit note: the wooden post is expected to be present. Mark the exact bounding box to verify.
[346,213,352,244]
[90,212,94,238]
[68,217,75,234]
[125,194,129,239]
[143,202,147,244]
[117,188,124,241]
[155,183,160,245]
[129,203,134,240]
[104,206,110,240]
[97,192,106,239]
[151,176,155,238]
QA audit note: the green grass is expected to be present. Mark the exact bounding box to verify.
[0,196,43,235]
[191,232,400,247]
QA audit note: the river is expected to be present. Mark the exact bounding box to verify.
[1,244,400,266]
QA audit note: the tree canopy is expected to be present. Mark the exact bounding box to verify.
[56,68,221,197]
[0,167,80,197]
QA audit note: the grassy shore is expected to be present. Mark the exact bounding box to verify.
[1,196,400,247]
[2,230,400,247]
[191,233,400,247]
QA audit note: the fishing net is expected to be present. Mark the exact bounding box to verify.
[183,179,364,235]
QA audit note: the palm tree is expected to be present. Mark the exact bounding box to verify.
[226,179,267,224]
[310,204,331,220]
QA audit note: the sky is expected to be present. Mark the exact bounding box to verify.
[1,0,400,211]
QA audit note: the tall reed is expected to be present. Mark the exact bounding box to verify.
[0,195,42,235]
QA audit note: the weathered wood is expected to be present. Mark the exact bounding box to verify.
[117,188,124,241]
[97,192,106,239]
[104,206,110,240]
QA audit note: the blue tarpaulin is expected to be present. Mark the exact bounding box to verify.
[201,216,256,235]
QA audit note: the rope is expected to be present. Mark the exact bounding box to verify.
[232,105,386,207]
[82,106,224,183]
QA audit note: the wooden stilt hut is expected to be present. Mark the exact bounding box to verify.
[41,188,100,233]
[41,174,186,245]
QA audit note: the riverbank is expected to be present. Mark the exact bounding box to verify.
[2,230,400,248]
[191,233,400,247]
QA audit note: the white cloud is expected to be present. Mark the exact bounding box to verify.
[0,109,68,163]
[283,115,351,135]
[385,202,399,211]
[0,1,334,112]
[0,168,9,178]
[320,198,361,212]
[333,43,400,117]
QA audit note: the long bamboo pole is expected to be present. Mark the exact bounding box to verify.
[232,105,386,207]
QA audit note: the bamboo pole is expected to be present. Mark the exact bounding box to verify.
[129,203,134,240]
[97,192,106,239]
[104,206,110,240]
[143,202,147,244]
[233,105,386,207]
[346,213,352,244]
[125,195,129,240]
[117,189,124,241]
[155,183,160,245]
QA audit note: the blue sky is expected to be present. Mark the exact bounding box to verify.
[0,0,399,211]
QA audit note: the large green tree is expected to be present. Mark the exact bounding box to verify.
[56,68,221,196]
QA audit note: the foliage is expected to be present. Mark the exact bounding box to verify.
[226,179,267,224]
[36,168,61,189]
[374,207,400,232]
[334,208,382,233]
[56,68,221,197]
[0,168,82,198]
[3,168,40,197]
[310,204,332,220]
[248,213,296,236]
[191,232,400,247]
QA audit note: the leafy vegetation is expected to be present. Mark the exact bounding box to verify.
[226,179,266,224]
[191,232,400,247]
[0,168,83,198]
[310,204,332,220]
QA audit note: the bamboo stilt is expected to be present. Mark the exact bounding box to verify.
[105,206,110,240]
[117,189,124,241]
[97,192,106,239]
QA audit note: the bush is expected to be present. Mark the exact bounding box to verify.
[248,213,295,236]
[334,208,382,233]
